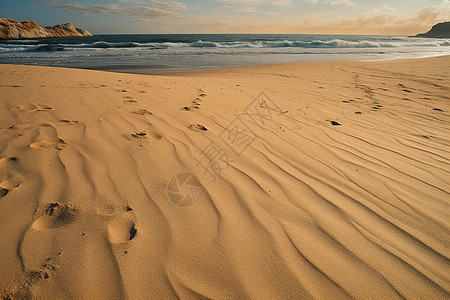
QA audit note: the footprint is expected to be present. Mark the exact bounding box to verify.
[30,138,66,150]
[0,156,17,168]
[32,202,76,230]
[188,124,208,131]
[0,177,22,189]
[10,104,52,112]
[57,119,79,125]
[130,131,147,139]
[0,84,22,88]
[124,99,138,104]
[0,176,22,197]
[0,189,8,198]
[133,109,153,115]
[331,121,341,126]
[433,108,444,112]
[1,260,58,299]
[107,212,137,244]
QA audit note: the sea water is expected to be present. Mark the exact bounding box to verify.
[0,34,449,73]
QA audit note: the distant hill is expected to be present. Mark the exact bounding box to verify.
[0,18,92,40]
[414,21,450,38]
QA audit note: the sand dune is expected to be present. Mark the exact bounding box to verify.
[0,56,449,299]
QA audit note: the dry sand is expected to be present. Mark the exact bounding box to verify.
[0,56,449,299]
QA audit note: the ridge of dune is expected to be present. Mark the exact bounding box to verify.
[0,56,449,299]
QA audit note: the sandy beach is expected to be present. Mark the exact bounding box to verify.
[0,56,449,299]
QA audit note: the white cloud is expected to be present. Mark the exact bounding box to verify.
[35,0,187,18]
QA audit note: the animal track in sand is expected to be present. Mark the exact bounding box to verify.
[10,104,52,112]
[30,138,66,150]
[107,212,137,244]
[433,108,444,112]
[32,202,77,230]
[188,124,208,131]
[331,121,342,126]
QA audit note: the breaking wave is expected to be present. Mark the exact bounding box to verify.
[1,38,449,53]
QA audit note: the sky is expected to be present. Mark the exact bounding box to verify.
[1,0,449,35]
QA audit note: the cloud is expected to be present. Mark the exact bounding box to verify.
[234,6,257,12]
[218,0,293,7]
[146,0,187,10]
[304,0,353,6]
[34,0,186,18]
[181,0,450,34]
[117,0,187,10]
[270,0,292,7]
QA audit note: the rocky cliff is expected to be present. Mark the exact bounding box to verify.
[414,21,450,38]
[0,18,92,40]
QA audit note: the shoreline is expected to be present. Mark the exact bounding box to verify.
[1,56,449,299]
[3,53,450,77]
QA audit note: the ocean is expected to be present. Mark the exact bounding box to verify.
[0,34,449,73]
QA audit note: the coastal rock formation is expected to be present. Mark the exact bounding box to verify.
[0,18,92,40]
[414,21,450,38]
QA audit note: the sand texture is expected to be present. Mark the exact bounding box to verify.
[0,56,449,299]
